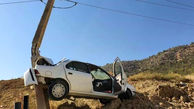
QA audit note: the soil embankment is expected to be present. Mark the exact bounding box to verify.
[0,78,193,109]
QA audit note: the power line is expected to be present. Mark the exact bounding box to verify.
[0,0,39,6]
[64,0,194,27]
[166,0,194,9]
[1,0,193,27]
[40,0,77,9]
[135,0,194,11]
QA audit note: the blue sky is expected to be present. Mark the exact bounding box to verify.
[0,0,194,80]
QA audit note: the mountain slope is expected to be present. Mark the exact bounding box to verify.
[103,43,194,75]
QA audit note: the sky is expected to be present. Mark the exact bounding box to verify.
[0,0,194,80]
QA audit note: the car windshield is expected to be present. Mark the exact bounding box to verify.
[91,69,110,80]
[89,65,110,80]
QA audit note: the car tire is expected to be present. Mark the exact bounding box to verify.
[99,99,111,105]
[48,79,69,101]
[119,89,132,100]
[125,89,132,99]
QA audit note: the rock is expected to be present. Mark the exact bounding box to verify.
[149,95,160,101]
[159,102,164,106]
[102,99,121,109]
[167,97,171,102]
[155,105,159,108]
[120,104,126,109]
[188,102,194,108]
[188,87,193,95]
[179,96,190,102]
[168,107,173,109]
[188,103,193,108]
[180,96,184,102]
[188,87,192,91]
[172,97,176,101]
[176,82,187,87]
[187,84,191,88]
[30,85,34,90]
[156,85,188,99]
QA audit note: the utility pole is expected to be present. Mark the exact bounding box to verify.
[31,0,55,109]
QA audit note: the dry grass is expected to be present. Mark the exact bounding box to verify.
[128,72,190,82]
[185,73,194,82]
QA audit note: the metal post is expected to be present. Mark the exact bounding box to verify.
[23,96,29,109]
[31,0,55,109]
[34,85,50,109]
[31,0,55,67]
[14,102,21,109]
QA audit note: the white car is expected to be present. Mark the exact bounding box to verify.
[24,57,135,104]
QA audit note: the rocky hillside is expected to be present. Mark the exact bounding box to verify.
[103,42,194,75]
[0,77,193,109]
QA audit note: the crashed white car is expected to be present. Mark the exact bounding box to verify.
[24,57,135,104]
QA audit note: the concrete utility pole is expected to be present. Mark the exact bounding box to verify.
[31,0,55,109]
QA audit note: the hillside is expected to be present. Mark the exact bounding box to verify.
[1,43,194,109]
[0,77,193,109]
[103,42,194,75]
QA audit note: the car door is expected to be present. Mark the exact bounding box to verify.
[88,64,112,93]
[65,61,93,93]
[113,57,128,94]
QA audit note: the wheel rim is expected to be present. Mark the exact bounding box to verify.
[52,83,66,98]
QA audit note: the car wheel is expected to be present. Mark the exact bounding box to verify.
[125,89,132,99]
[119,89,132,100]
[48,79,69,101]
[99,99,111,105]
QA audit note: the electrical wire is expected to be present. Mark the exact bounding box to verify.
[135,0,194,11]
[166,0,194,9]
[65,0,194,27]
[0,0,39,6]
[40,0,77,9]
[2,0,193,27]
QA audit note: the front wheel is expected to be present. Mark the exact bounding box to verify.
[99,99,111,105]
[48,79,69,101]
[125,89,132,99]
[119,89,132,100]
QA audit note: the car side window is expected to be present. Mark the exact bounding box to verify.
[89,64,110,80]
[66,62,75,70]
[66,61,89,73]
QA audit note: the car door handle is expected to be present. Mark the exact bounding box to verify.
[68,72,73,75]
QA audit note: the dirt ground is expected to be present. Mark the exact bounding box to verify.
[0,78,193,109]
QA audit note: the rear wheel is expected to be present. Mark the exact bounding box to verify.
[48,79,69,101]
